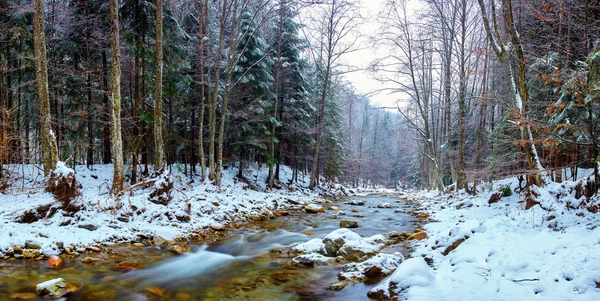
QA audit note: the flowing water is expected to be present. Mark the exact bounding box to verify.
[0,194,418,301]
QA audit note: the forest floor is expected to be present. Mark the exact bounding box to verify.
[371,171,600,301]
[0,163,352,259]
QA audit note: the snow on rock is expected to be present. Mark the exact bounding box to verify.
[339,252,404,281]
[322,228,364,256]
[291,253,335,267]
[368,257,435,300]
[292,228,388,262]
[291,238,326,255]
[36,278,68,298]
[304,203,325,214]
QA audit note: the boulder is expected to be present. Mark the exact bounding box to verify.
[25,240,41,250]
[36,278,68,298]
[305,204,325,214]
[408,232,428,241]
[22,249,42,258]
[322,228,363,256]
[339,220,358,228]
[291,254,334,267]
[169,244,191,255]
[345,200,366,206]
[47,255,63,269]
[338,253,403,282]
[377,203,393,209]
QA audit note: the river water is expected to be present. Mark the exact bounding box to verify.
[0,194,417,301]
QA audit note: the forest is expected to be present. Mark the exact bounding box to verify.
[2,0,600,195]
[2,1,600,300]
[0,0,412,194]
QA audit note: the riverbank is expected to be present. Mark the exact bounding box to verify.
[0,163,349,260]
[373,175,600,300]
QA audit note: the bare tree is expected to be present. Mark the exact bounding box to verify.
[477,0,543,186]
[304,0,360,189]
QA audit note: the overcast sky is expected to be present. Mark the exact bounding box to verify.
[340,0,423,109]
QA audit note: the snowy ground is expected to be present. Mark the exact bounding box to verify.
[374,174,600,300]
[0,163,342,258]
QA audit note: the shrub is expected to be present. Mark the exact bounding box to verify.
[499,185,512,197]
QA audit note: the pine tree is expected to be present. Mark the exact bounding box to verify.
[229,10,274,179]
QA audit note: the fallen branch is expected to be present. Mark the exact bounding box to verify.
[512,278,539,282]
[119,177,160,195]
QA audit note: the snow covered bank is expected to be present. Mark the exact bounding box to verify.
[0,163,342,258]
[376,176,600,300]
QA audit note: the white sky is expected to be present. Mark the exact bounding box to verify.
[340,0,423,109]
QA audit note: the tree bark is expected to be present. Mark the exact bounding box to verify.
[154,0,165,170]
[198,0,208,181]
[110,0,124,193]
[102,51,111,164]
[33,0,59,176]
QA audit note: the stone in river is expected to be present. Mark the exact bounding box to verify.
[36,278,68,298]
[339,220,358,228]
[304,203,325,214]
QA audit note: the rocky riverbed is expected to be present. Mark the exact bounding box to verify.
[0,192,429,300]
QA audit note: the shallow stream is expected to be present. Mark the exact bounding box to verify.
[0,194,417,301]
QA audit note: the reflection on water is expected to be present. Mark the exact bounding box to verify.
[0,195,416,301]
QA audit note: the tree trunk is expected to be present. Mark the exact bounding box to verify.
[208,0,230,182]
[109,0,124,194]
[198,0,208,181]
[33,0,59,176]
[102,51,111,164]
[215,0,239,187]
[154,0,165,170]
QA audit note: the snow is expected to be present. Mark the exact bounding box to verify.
[384,175,600,301]
[0,163,332,257]
[339,252,404,281]
[292,238,326,254]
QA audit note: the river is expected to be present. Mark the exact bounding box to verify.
[0,194,418,301]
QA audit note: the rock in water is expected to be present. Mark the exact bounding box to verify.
[304,203,325,214]
[345,200,366,206]
[47,255,63,269]
[169,244,191,255]
[339,220,359,228]
[36,278,68,298]
[377,203,393,208]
